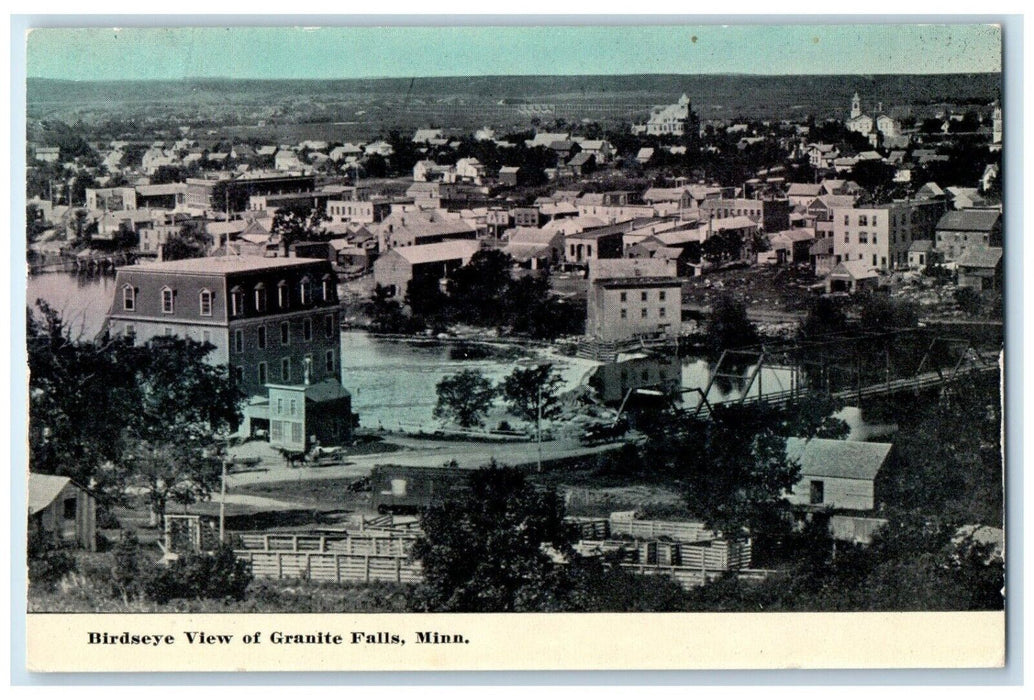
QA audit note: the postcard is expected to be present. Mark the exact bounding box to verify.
[20,22,1006,673]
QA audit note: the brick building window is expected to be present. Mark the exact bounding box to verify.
[230,287,244,316]
[161,287,174,314]
[199,289,213,316]
[122,284,136,311]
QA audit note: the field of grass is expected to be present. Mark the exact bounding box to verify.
[234,478,369,511]
[29,549,414,613]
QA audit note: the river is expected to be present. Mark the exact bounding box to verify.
[26,272,892,437]
[26,272,118,340]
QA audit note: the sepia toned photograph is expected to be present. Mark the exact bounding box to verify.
[20,20,1007,671]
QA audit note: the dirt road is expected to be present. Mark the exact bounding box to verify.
[225,437,624,488]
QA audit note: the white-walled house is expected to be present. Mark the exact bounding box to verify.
[785,438,893,512]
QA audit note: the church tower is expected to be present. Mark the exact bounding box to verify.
[851,92,862,119]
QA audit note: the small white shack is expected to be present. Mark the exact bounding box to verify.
[785,438,893,511]
[28,473,97,551]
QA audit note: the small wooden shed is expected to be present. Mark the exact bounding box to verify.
[785,438,893,512]
[28,473,97,551]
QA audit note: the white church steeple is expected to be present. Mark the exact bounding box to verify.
[851,92,862,119]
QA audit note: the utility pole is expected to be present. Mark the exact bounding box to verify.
[219,458,227,543]
[536,382,543,474]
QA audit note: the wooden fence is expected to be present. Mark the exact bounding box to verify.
[623,565,777,591]
[234,532,421,584]
[577,538,752,571]
[608,516,719,543]
[237,550,423,584]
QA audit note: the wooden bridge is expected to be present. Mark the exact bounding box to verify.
[683,328,1000,417]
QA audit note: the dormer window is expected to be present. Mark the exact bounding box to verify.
[254,283,267,313]
[230,286,244,317]
[198,289,213,317]
[122,284,136,311]
[160,286,175,314]
[300,276,312,305]
[277,280,290,309]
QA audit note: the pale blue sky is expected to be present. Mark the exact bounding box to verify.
[26,24,1002,80]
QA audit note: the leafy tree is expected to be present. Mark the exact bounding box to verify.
[270,203,329,249]
[26,203,48,242]
[433,369,496,428]
[119,335,241,524]
[859,293,918,333]
[365,283,422,334]
[639,404,800,535]
[683,511,1003,612]
[404,275,450,327]
[411,465,572,611]
[882,372,1003,526]
[851,160,897,198]
[162,220,212,261]
[446,249,514,326]
[143,544,253,604]
[705,293,759,355]
[362,153,389,178]
[954,287,983,315]
[28,301,139,491]
[500,364,564,422]
[69,172,99,207]
[779,396,850,440]
[150,165,187,185]
[71,209,93,247]
[27,523,77,592]
[28,305,242,521]
[411,464,690,612]
[113,223,140,250]
[799,296,848,339]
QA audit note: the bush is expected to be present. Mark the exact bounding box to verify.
[143,545,252,604]
[27,525,78,591]
[954,287,983,315]
[110,531,147,601]
[27,531,77,592]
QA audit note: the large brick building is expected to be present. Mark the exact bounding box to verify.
[106,256,351,447]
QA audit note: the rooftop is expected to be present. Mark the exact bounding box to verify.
[786,437,893,481]
[957,247,1003,269]
[936,209,1001,232]
[387,240,480,265]
[131,255,327,275]
[28,473,75,514]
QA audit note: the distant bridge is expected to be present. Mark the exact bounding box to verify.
[682,328,999,417]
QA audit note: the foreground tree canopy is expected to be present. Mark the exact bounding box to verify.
[28,302,243,520]
[411,465,690,612]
